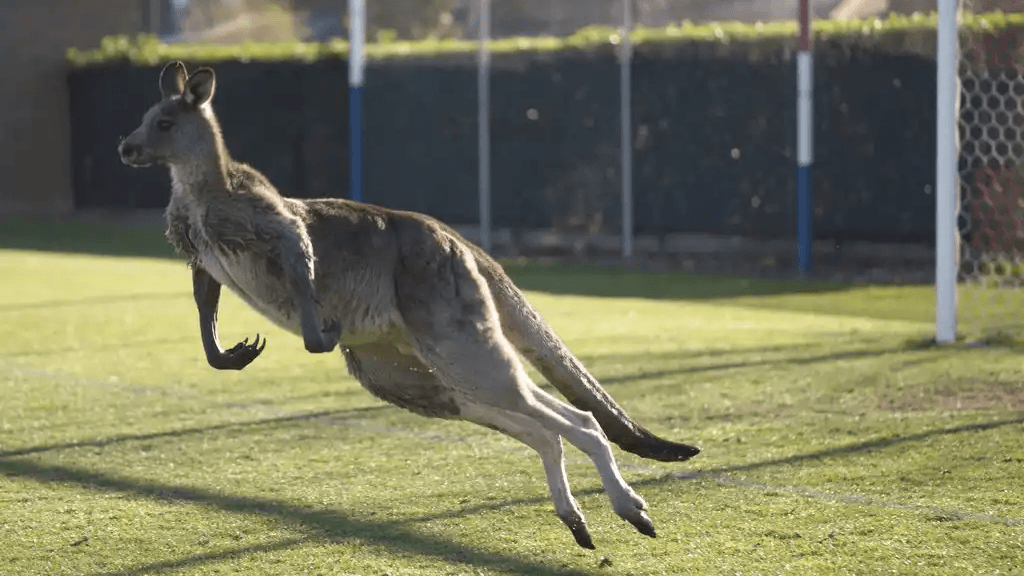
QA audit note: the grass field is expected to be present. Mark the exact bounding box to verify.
[1,221,1022,575]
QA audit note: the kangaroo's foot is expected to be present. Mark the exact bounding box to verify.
[456,401,598,550]
[600,478,655,538]
[559,511,595,549]
[618,503,656,538]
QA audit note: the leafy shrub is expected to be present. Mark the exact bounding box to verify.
[66,11,1024,68]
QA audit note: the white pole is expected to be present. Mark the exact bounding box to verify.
[936,0,959,344]
[478,0,492,253]
[348,0,365,203]
[796,0,813,275]
[620,0,633,259]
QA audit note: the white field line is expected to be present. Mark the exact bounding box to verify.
[4,363,1023,528]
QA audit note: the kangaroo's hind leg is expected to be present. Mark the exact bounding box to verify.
[395,231,657,540]
[527,389,652,535]
[343,340,596,547]
[418,337,658,539]
[458,401,594,549]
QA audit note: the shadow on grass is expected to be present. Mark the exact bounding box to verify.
[0,457,597,576]
[596,345,907,386]
[501,260,860,301]
[0,406,388,459]
[683,415,1024,479]
[0,292,189,314]
[4,384,1018,573]
[0,335,196,359]
[0,217,176,261]
[84,537,316,576]
[0,216,862,301]
[576,340,850,366]
[401,415,1024,526]
[578,337,951,389]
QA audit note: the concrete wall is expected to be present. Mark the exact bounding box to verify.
[888,0,1023,13]
[887,0,935,13]
[830,0,889,19]
[0,0,146,216]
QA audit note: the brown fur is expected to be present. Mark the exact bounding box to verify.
[118,61,700,550]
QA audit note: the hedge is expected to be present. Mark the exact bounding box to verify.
[66,10,1024,68]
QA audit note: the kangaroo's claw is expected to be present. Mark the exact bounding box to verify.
[214,333,265,369]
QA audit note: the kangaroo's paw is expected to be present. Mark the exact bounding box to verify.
[304,320,341,354]
[625,511,657,538]
[559,512,595,550]
[321,319,341,347]
[212,334,266,370]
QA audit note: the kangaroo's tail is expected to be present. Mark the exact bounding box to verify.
[474,255,701,463]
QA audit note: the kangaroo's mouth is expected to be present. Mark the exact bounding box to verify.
[119,153,154,168]
[118,140,155,168]
[122,158,153,168]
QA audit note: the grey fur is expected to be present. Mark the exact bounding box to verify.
[118,61,701,549]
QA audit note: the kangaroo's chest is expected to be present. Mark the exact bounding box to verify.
[187,214,298,330]
[166,194,399,343]
[202,241,278,300]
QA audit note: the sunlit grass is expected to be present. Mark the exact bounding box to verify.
[1,223,1022,575]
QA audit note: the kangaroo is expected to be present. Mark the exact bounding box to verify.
[117,61,701,550]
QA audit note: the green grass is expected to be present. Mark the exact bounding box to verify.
[1,222,1023,575]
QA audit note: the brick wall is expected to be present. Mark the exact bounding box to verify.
[0,0,145,216]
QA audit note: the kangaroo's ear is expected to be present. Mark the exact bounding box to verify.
[182,68,216,108]
[159,61,187,100]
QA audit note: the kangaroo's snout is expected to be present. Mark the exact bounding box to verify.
[118,137,151,168]
[118,141,137,163]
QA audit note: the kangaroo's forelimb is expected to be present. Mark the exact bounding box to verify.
[275,228,341,354]
[192,266,266,369]
[294,290,340,354]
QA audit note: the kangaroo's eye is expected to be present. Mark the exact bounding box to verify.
[157,119,174,132]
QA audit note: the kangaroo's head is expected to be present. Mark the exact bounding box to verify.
[118,61,221,169]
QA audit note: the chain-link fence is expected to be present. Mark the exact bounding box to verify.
[471,1,816,267]
[63,0,969,280]
[957,0,1024,343]
[480,1,623,258]
[149,0,826,265]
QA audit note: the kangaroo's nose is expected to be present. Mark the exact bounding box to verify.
[119,142,138,163]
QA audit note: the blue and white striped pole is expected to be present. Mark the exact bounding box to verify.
[348,0,365,203]
[796,0,813,275]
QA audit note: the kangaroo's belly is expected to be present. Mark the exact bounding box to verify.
[200,247,400,345]
[201,247,300,334]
